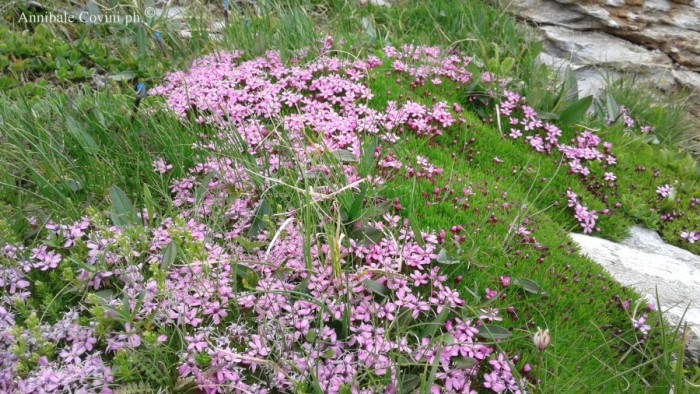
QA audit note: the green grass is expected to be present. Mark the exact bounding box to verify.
[0,88,202,242]
[1,0,699,391]
[362,65,669,391]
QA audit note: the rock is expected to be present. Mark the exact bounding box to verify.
[541,26,672,71]
[644,0,672,12]
[673,69,700,91]
[508,0,700,68]
[575,68,618,97]
[606,0,626,6]
[665,8,700,31]
[614,25,700,70]
[510,0,603,29]
[507,0,700,146]
[535,52,605,98]
[570,226,700,364]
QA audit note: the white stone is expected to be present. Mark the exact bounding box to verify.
[644,0,673,12]
[605,0,626,7]
[673,69,700,94]
[570,226,700,364]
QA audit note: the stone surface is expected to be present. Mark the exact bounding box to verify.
[507,0,700,150]
[570,226,700,364]
[510,0,700,69]
[541,26,672,70]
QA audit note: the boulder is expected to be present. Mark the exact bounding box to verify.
[570,226,700,364]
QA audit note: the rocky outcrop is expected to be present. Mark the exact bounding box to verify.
[511,0,700,69]
[508,0,700,149]
[570,226,700,364]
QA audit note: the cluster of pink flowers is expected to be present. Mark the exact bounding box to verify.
[0,302,113,393]
[499,91,616,179]
[1,203,526,392]
[566,189,599,234]
[656,184,674,199]
[152,158,174,174]
[615,105,654,134]
[0,44,546,393]
[680,231,700,244]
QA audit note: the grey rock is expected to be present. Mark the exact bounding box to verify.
[510,0,603,29]
[644,0,673,12]
[673,69,700,93]
[570,226,700,364]
[541,26,672,71]
[507,0,700,125]
[605,0,626,7]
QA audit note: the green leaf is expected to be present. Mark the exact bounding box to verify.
[235,237,268,252]
[512,277,546,295]
[142,183,155,225]
[362,279,390,297]
[359,138,378,177]
[109,185,138,227]
[605,91,620,122]
[420,306,450,338]
[452,356,477,369]
[349,226,384,246]
[332,149,359,163]
[161,242,177,271]
[435,248,459,265]
[248,199,272,237]
[346,184,368,223]
[399,374,422,394]
[66,116,98,152]
[409,216,425,248]
[477,325,512,340]
[559,95,592,126]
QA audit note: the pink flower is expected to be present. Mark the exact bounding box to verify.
[485,288,498,300]
[152,158,174,174]
[656,184,673,198]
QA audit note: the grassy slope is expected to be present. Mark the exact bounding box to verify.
[366,66,663,391]
[1,0,699,391]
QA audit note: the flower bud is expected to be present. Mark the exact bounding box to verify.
[533,327,551,351]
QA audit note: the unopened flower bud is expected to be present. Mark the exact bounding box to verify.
[533,327,551,351]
